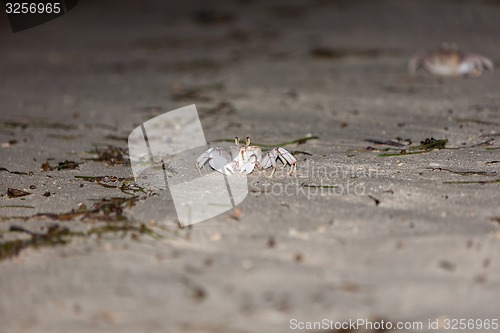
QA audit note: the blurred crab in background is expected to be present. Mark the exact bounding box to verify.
[409,43,494,77]
[196,137,297,177]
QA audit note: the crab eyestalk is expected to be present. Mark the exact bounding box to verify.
[246,136,251,147]
[441,41,458,51]
[235,137,240,146]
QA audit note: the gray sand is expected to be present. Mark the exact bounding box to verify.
[0,1,499,332]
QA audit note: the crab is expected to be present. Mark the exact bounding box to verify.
[195,137,297,177]
[409,43,494,77]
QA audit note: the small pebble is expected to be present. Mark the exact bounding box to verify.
[267,236,276,248]
[210,232,221,241]
[242,259,253,270]
[294,253,304,263]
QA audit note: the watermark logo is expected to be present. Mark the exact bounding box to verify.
[248,161,380,200]
[4,0,79,33]
[128,105,248,227]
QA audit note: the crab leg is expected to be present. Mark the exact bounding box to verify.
[408,50,428,74]
[195,147,216,173]
[470,54,494,71]
[260,147,297,177]
[462,56,484,77]
[276,147,297,169]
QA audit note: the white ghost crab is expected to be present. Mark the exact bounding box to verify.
[195,137,297,177]
[409,43,494,77]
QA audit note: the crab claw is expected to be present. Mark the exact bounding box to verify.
[196,147,234,175]
[208,150,234,175]
[240,154,257,174]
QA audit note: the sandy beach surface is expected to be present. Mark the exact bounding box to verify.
[0,1,499,332]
